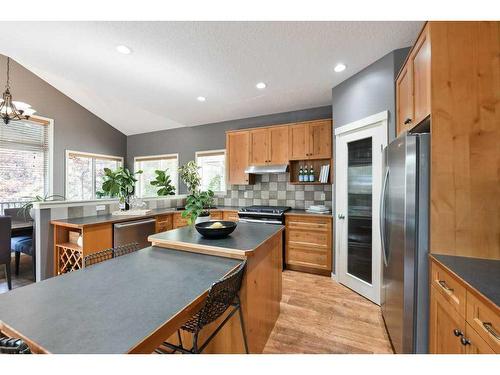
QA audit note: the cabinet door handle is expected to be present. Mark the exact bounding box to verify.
[438,280,454,292]
[483,322,500,340]
[404,118,412,125]
[460,337,471,346]
[453,329,463,337]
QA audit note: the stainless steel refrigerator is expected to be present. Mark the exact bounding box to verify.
[380,132,430,354]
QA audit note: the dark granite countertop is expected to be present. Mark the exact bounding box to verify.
[149,221,284,255]
[0,247,241,353]
[285,209,333,217]
[431,254,500,307]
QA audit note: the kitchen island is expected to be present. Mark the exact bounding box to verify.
[149,222,284,353]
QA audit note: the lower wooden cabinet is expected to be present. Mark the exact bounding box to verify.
[155,214,172,233]
[222,210,239,222]
[173,212,189,229]
[284,214,332,276]
[429,257,499,354]
[209,210,223,220]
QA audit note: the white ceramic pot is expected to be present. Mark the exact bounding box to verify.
[195,214,210,224]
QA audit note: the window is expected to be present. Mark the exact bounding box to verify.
[65,151,123,200]
[195,150,226,193]
[134,154,178,198]
[0,119,52,205]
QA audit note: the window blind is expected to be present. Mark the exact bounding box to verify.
[0,120,50,201]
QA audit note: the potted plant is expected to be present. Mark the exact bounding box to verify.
[101,167,143,210]
[18,194,66,220]
[150,169,176,196]
[178,161,215,224]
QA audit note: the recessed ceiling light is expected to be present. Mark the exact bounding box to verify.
[256,82,267,89]
[197,96,207,102]
[116,45,132,55]
[334,63,347,73]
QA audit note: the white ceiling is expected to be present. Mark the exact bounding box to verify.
[0,21,423,135]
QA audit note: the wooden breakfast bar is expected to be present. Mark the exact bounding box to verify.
[0,222,283,354]
[148,222,284,354]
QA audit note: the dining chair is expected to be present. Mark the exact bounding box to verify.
[4,208,35,280]
[0,216,12,290]
[0,334,31,354]
[156,260,248,354]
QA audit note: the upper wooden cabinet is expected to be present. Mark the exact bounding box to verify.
[226,131,253,185]
[249,125,289,165]
[289,119,332,160]
[396,24,431,135]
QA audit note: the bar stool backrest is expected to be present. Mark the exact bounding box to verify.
[112,242,140,258]
[0,336,31,354]
[195,260,247,331]
[84,248,113,267]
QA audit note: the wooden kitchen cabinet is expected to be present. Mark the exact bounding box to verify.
[396,23,431,135]
[249,126,289,165]
[289,120,332,160]
[155,214,172,233]
[222,210,239,222]
[209,210,223,220]
[173,212,189,229]
[429,285,466,354]
[226,131,254,185]
[429,256,499,354]
[284,214,332,275]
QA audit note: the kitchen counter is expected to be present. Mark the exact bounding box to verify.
[285,209,333,217]
[431,254,500,307]
[50,206,241,228]
[149,222,284,259]
[0,247,240,353]
[149,221,283,353]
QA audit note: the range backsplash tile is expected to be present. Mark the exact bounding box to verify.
[215,173,332,209]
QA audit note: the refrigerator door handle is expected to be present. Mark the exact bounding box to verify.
[380,167,389,266]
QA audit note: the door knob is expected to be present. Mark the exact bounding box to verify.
[404,118,412,125]
[460,337,471,346]
[453,329,463,337]
[338,214,345,220]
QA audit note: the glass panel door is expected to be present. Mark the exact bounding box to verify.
[347,137,373,284]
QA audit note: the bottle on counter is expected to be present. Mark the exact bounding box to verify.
[303,166,309,182]
[309,165,315,182]
[299,166,304,182]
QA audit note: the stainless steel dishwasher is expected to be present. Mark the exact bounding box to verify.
[113,218,156,249]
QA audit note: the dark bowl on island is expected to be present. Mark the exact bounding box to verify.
[195,220,237,239]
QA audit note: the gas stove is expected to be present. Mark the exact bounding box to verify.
[238,205,291,224]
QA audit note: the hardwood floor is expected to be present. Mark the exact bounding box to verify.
[263,271,393,354]
[0,254,34,295]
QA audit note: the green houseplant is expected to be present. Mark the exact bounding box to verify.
[18,194,65,220]
[178,161,214,225]
[101,167,143,210]
[150,169,176,196]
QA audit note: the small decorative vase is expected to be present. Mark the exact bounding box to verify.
[195,213,210,224]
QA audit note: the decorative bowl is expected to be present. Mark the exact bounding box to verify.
[195,220,237,239]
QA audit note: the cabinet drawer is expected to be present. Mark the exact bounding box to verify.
[465,322,495,354]
[173,213,189,228]
[223,211,239,222]
[286,216,331,231]
[431,261,466,317]
[288,230,329,247]
[286,244,329,270]
[155,215,172,233]
[466,291,500,353]
[209,211,223,220]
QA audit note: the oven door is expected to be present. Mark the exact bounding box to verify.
[238,212,283,225]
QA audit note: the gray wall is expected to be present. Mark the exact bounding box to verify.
[0,55,127,197]
[331,47,410,141]
[127,106,332,193]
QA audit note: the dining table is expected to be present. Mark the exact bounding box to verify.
[0,246,241,353]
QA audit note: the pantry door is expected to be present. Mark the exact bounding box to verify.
[335,112,387,304]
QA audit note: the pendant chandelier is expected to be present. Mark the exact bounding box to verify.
[0,57,36,125]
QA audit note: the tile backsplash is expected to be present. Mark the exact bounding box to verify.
[215,173,332,209]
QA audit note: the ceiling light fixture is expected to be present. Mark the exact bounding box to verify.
[334,63,347,73]
[116,45,132,55]
[197,96,206,102]
[0,57,36,125]
[256,82,267,89]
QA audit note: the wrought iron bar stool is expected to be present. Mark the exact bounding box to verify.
[83,242,140,268]
[0,335,31,354]
[112,242,140,258]
[156,260,248,354]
